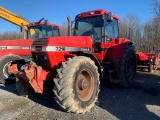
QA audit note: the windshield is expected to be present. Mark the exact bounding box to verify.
[74,16,103,42]
[28,25,60,39]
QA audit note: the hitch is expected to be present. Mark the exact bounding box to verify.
[8,62,44,93]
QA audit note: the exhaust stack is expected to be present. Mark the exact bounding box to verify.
[67,16,72,36]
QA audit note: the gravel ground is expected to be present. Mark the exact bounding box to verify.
[0,70,160,120]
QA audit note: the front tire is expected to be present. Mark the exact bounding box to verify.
[119,45,137,88]
[53,56,100,114]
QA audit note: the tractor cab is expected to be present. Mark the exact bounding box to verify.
[74,9,119,53]
[27,21,61,39]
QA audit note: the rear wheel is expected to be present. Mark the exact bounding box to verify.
[119,45,137,88]
[53,56,100,114]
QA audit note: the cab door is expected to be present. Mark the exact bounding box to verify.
[94,14,119,61]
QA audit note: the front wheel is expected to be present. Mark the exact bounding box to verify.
[53,56,100,114]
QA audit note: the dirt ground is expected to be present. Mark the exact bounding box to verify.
[0,70,160,120]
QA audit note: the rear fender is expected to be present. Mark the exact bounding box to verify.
[107,41,133,59]
[107,42,134,76]
[116,42,133,59]
[120,42,133,57]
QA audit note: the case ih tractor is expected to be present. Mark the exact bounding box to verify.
[9,9,137,113]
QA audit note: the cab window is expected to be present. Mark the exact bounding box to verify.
[105,20,114,38]
[113,19,119,38]
[105,15,119,39]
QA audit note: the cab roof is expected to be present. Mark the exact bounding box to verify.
[28,22,62,29]
[75,9,119,21]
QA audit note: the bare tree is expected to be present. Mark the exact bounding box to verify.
[119,14,142,44]
[152,0,160,17]
[60,21,68,36]
[119,18,128,38]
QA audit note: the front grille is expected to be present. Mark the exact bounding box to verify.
[33,39,48,45]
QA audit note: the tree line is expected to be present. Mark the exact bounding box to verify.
[0,31,23,40]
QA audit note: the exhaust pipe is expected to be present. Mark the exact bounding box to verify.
[21,24,26,39]
[38,18,44,24]
[67,16,72,36]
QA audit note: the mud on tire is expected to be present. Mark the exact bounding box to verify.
[53,56,100,114]
[119,45,137,88]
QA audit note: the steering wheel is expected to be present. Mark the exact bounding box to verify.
[82,29,99,40]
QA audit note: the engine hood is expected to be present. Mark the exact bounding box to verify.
[47,36,93,48]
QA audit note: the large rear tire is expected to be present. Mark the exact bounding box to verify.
[53,56,100,114]
[119,45,137,88]
[0,55,25,84]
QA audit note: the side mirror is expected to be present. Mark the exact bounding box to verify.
[107,12,113,22]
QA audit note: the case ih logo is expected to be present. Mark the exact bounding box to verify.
[80,48,90,51]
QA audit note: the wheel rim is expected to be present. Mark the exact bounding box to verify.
[3,61,20,79]
[126,55,135,81]
[76,69,94,102]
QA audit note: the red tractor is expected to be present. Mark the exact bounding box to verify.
[0,20,61,84]
[9,9,137,113]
